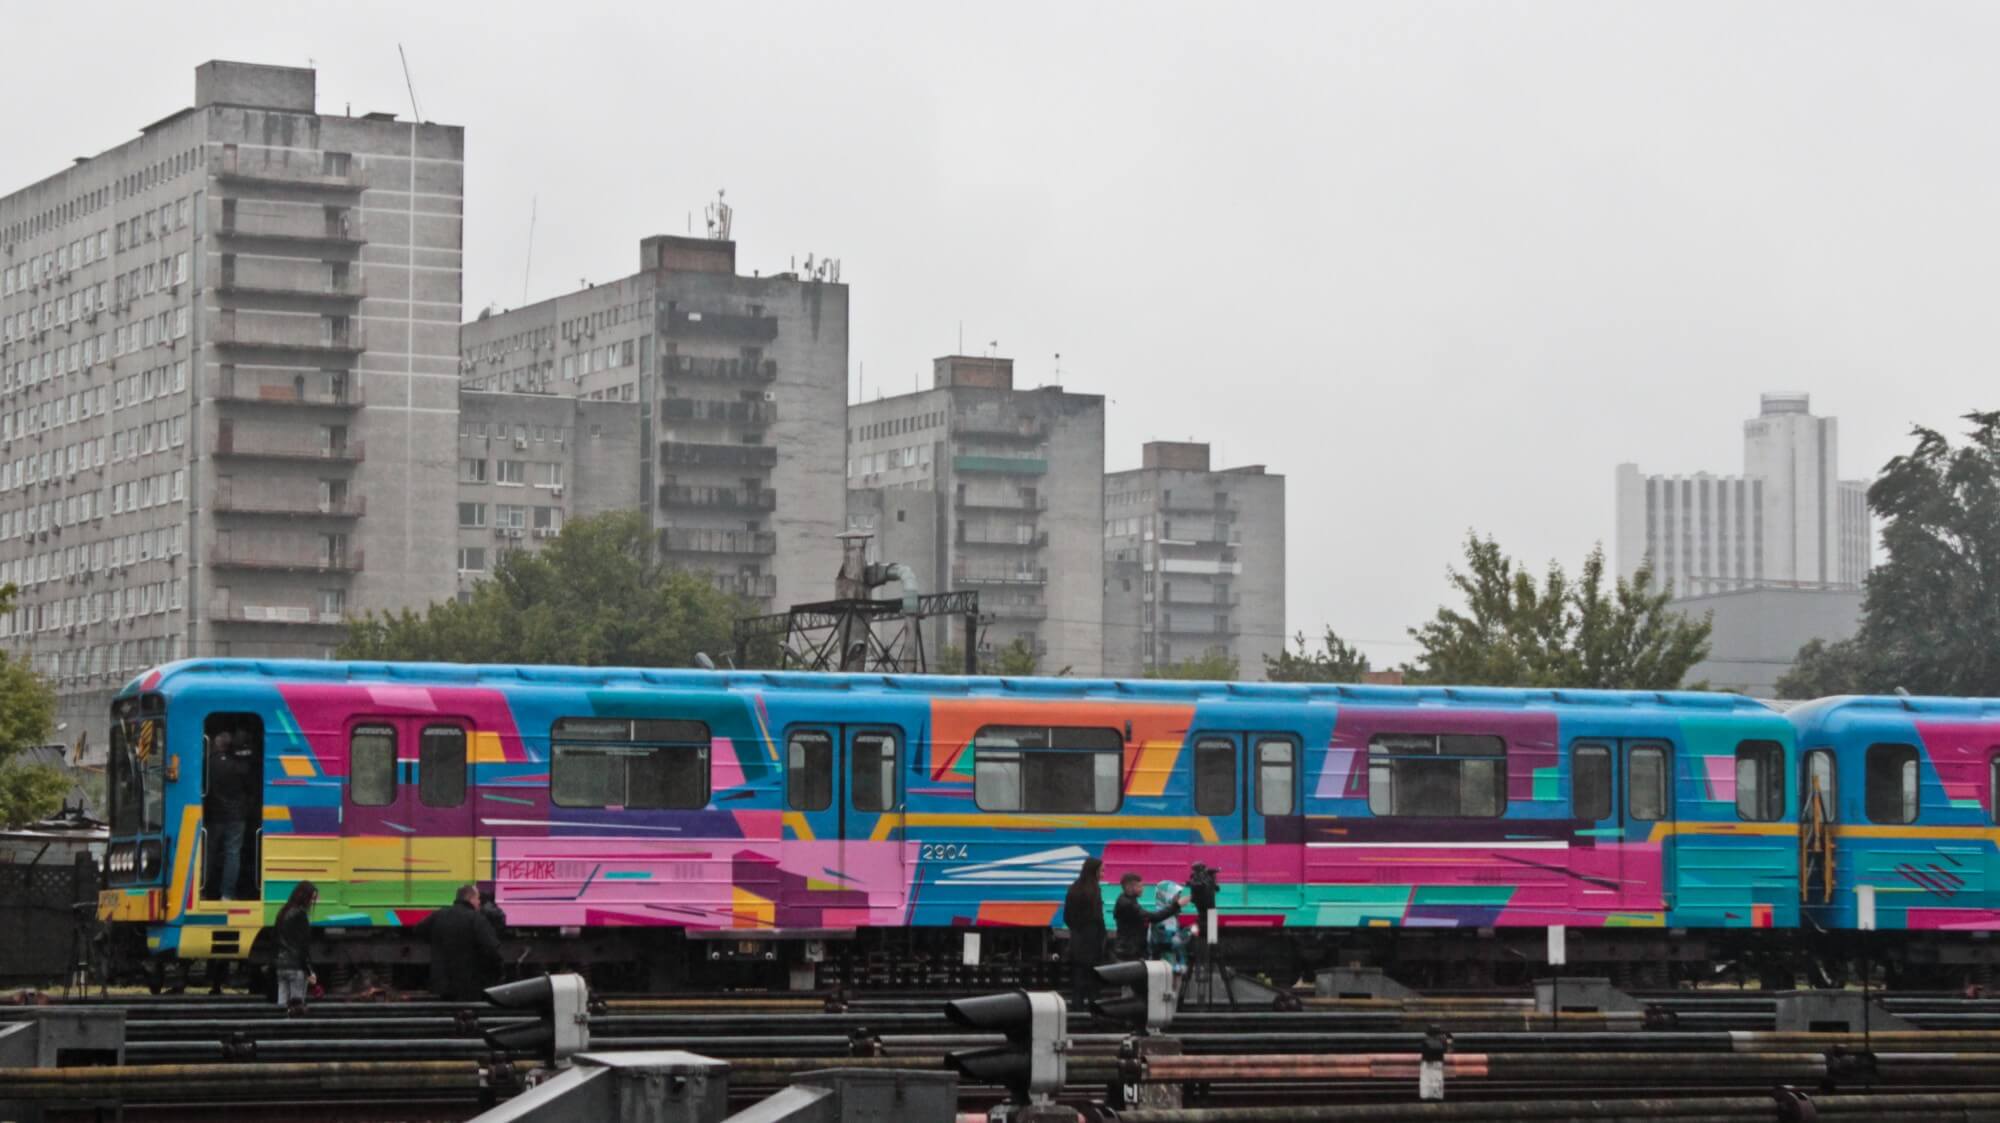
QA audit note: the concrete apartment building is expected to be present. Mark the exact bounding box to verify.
[845,355,1105,675]
[0,61,462,746]
[1103,441,1285,679]
[459,235,846,607]
[453,392,642,588]
[1615,393,1871,598]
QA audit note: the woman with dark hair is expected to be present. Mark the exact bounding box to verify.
[1062,857,1106,1002]
[273,881,317,1010]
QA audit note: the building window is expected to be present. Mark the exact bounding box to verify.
[536,463,563,488]
[460,457,487,483]
[497,460,525,485]
[457,502,487,528]
[1865,743,1920,824]
[550,717,709,810]
[1366,733,1506,818]
[495,504,526,530]
[457,547,486,572]
[972,726,1123,813]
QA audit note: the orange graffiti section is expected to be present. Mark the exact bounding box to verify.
[929,698,1196,783]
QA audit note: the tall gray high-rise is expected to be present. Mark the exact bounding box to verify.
[1614,393,1871,597]
[846,356,1105,675]
[1103,441,1285,678]
[458,235,847,607]
[0,61,463,748]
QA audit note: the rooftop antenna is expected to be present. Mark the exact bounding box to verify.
[705,190,733,241]
[397,44,424,123]
[520,196,536,305]
[1054,352,1062,384]
[987,340,998,358]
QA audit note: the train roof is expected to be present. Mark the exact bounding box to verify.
[118,659,1781,715]
[1787,694,2000,722]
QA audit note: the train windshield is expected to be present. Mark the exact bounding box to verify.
[108,696,166,837]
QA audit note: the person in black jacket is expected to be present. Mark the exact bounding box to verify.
[1113,873,1185,961]
[273,880,317,1011]
[207,733,256,900]
[413,884,504,1001]
[1062,857,1106,1001]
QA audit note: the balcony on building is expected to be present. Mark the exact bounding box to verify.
[658,485,778,512]
[658,308,780,343]
[1159,558,1245,577]
[959,490,1048,513]
[1157,523,1241,548]
[659,441,779,469]
[951,410,1049,444]
[1160,617,1228,638]
[213,424,364,464]
[1162,494,1240,519]
[213,493,366,519]
[958,529,1050,549]
[210,318,365,355]
[209,603,347,626]
[216,263,365,304]
[660,354,779,383]
[217,206,366,247]
[660,397,778,425]
[215,148,365,194]
[659,528,778,556]
[209,546,364,574]
[953,454,1048,476]
[950,563,1049,586]
[215,369,363,410]
[1163,586,1240,607]
[713,573,779,599]
[985,601,1050,621]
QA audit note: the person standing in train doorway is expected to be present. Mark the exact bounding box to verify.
[1063,857,1107,1002]
[207,732,254,900]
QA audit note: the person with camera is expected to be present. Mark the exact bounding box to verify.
[1113,872,1186,962]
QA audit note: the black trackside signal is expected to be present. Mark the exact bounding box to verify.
[944,989,1067,1102]
[1091,960,1174,1035]
[483,973,591,1062]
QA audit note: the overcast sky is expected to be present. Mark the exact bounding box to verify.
[5,2,1996,667]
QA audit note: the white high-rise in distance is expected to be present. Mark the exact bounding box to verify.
[1614,393,1870,598]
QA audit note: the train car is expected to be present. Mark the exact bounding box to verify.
[98,660,1801,989]
[1789,694,2000,987]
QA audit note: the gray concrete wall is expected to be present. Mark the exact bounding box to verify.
[1669,586,1864,696]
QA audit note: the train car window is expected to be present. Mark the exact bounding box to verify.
[1366,733,1506,818]
[1865,743,1920,824]
[851,731,898,812]
[1572,744,1611,821]
[350,725,397,807]
[419,726,467,808]
[1735,741,1784,822]
[1194,738,1235,816]
[550,717,710,810]
[1628,746,1668,822]
[1256,738,1296,816]
[1805,749,1836,822]
[972,725,1122,813]
[787,730,833,811]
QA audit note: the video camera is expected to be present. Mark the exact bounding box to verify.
[1187,863,1219,913]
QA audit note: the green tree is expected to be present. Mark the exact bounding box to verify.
[990,637,1042,676]
[1406,534,1710,689]
[0,582,64,827]
[340,512,748,666]
[1145,651,1240,681]
[1777,412,2000,698]
[1775,637,1870,699]
[1264,628,1372,683]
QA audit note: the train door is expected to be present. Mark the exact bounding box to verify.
[197,713,265,905]
[1800,749,1837,909]
[1190,734,1247,911]
[406,721,476,910]
[1247,734,1303,915]
[1625,742,1674,913]
[342,717,476,911]
[785,725,906,922]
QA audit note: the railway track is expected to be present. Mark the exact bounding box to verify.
[12,988,2000,1120]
